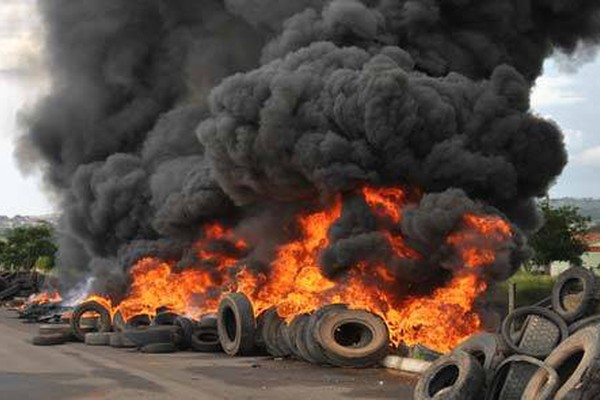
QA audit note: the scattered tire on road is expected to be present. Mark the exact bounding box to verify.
[217,293,256,356]
[414,351,485,400]
[191,327,222,353]
[122,326,179,348]
[109,332,137,348]
[38,324,73,336]
[523,325,600,400]
[32,333,68,346]
[304,304,348,366]
[261,308,288,357]
[70,300,112,342]
[313,309,389,368]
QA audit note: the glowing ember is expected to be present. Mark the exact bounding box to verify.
[81,185,513,353]
[26,291,62,306]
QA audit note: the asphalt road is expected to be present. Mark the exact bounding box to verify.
[0,309,417,400]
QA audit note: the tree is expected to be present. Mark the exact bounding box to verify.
[0,224,57,271]
[529,201,591,273]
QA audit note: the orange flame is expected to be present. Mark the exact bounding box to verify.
[81,186,512,353]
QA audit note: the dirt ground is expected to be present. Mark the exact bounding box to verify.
[0,309,417,400]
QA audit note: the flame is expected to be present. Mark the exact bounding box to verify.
[26,291,62,306]
[80,186,512,353]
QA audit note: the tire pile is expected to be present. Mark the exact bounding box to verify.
[0,271,44,302]
[31,293,391,367]
[415,266,600,400]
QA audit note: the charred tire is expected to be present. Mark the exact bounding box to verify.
[552,267,600,323]
[85,332,111,346]
[217,293,256,356]
[141,342,177,354]
[0,284,21,300]
[38,324,73,336]
[191,327,222,353]
[123,326,179,348]
[454,333,507,383]
[175,317,194,350]
[568,314,600,335]
[32,333,67,346]
[501,306,568,358]
[254,310,268,352]
[151,311,179,326]
[414,351,485,400]
[261,308,288,357]
[313,309,389,368]
[487,355,559,400]
[70,301,112,342]
[113,311,151,332]
[305,304,348,365]
[524,325,600,400]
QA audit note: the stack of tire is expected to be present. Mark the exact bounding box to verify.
[415,266,600,400]
[67,300,223,355]
[216,293,390,368]
[0,271,44,302]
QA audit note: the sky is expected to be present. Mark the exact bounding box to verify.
[0,3,599,217]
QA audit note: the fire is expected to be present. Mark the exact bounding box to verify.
[26,291,62,306]
[80,185,512,353]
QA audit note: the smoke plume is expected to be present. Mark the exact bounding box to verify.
[18,0,600,296]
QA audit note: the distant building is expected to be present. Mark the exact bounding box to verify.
[551,232,600,276]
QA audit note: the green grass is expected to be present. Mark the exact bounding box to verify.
[498,270,555,308]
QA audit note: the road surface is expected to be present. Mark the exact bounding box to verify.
[0,309,417,400]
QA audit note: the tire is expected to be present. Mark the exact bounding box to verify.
[568,314,600,335]
[276,321,294,356]
[114,311,151,332]
[32,333,67,346]
[294,314,319,364]
[261,308,288,357]
[304,304,348,366]
[109,332,136,348]
[487,355,559,400]
[175,317,194,350]
[70,301,112,342]
[0,284,21,300]
[414,351,485,400]
[288,314,309,360]
[38,324,73,336]
[151,311,180,326]
[141,342,177,354]
[501,306,568,358]
[122,326,179,347]
[191,327,222,353]
[454,333,507,384]
[217,293,256,356]
[85,332,111,346]
[254,310,268,352]
[313,309,389,368]
[552,267,600,323]
[197,314,218,330]
[523,325,600,400]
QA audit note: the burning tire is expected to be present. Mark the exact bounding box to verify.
[288,313,310,360]
[313,309,389,368]
[85,332,111,346]
[70,301,112,342]
[151,311,180,326]
[552,267,600,323]
[32,333,68,346]
[303,304,348,365]
[523,325,600,400]
[191,327,222,353]
[501,306,568,359]
[174,317,194,350]
[454,333,507,384]
[141,342,177,354]
[293,314,320,364]
[414,351,485,400]
[113,311,151,332]
[198,314,218,329]
[122,326,179,348]
[217,293,256,356]
[276,321,294,356]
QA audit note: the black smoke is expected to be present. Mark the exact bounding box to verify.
[18,0,600,295]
